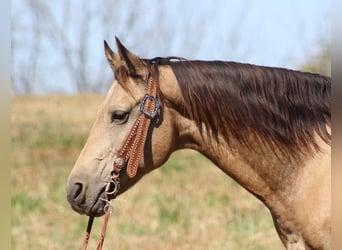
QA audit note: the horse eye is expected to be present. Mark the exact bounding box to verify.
[110,111,129,124]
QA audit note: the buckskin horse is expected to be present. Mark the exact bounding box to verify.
[66,37,331,249]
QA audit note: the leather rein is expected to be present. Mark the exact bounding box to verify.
[81,62,161,250]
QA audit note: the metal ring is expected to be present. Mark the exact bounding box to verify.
[99,197,109,203]
[105,179,118,196]
[103,203,114,213]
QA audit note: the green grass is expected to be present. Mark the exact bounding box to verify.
[11,94,283,249]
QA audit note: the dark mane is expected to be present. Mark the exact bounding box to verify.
[166,60,331,159]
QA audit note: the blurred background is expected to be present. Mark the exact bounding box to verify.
[11,0,331,249]
[12,0,330,95]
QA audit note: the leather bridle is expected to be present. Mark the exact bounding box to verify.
[81,62,161,250]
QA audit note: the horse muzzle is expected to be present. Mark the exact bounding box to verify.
[66,176,107,217]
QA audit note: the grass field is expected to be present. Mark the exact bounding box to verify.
[11,94,284,249]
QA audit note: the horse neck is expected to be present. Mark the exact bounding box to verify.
[176,121,285,199]
[159,65,303,203]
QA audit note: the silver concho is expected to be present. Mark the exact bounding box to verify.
[114,157,125,168]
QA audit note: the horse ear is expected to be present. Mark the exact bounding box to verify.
[115,36,148,77]
[104,40,122,73]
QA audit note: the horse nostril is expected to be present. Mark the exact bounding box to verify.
[73,183,83,200]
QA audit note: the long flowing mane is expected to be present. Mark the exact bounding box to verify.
[165,60,331,160]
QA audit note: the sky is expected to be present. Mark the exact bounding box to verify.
[11,0,331,94]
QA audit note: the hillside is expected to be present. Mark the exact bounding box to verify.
[11,94,282,249]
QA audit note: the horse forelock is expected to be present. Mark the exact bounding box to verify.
[166,60,331,161]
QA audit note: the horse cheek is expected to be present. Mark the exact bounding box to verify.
[150,119,175,169]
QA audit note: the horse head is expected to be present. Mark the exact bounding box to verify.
[66,38,182,216]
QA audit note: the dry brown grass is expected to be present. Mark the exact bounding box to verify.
[11,94,283,249]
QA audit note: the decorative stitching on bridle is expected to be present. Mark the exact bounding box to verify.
[81,62,161,250]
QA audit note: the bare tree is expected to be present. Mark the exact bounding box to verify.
[37,0,94,92]
[12,0,100,93]
[12,0,42,94]
[11,0,246,94]
[12,1,330,94]
[12,0,156,93]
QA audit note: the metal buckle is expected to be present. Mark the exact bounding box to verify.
[140,94,160,119]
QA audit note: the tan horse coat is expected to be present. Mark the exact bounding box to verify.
[67,38,331,249]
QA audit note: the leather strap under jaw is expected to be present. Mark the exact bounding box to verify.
[113,64,160,179]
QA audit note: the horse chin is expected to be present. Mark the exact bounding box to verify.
[88,199,106,217]
[87,187,107,217]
